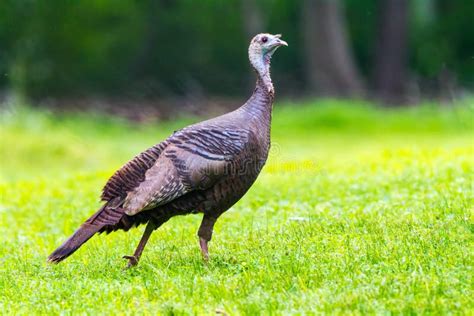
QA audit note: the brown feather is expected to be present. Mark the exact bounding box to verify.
[101,142,167,201]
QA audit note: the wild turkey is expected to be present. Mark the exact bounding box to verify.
[48,33,287,267]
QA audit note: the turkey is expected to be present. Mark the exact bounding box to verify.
[48,33,288,267]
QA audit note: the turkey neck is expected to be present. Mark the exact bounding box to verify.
[240,66,274,147]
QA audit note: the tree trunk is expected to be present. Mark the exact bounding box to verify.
[373,0,409,105]
[241,0,264,39]
[241,0,265,90]
[302,0,365,97]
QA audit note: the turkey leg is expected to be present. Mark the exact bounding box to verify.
[198,215,218,261]
[123,221,157,268]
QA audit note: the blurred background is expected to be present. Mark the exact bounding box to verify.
[0,0,473,118]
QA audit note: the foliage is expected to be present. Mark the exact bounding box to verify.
[0,0,473,98]
[0,100,472,314]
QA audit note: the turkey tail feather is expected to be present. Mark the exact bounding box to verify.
[48,200,124,264]
[47,223,102,264]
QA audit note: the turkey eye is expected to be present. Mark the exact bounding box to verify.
[261,36,268,43]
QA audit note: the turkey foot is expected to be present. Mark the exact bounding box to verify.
[122,221,157,268]
[123,255,139,268]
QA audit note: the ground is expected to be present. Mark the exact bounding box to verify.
[0,100,472,314]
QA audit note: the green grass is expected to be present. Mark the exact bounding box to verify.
[0,99,473,314]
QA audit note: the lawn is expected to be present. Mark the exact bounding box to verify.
[0,99,472,314]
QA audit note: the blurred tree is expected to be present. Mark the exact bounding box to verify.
[373,0,409,104]
[409,0,474,98]
[0,0,145,99]
[128,0,161,80]
[301,0,365,97]
[0,0,472,105]
[241,0,265,38]
[240,0,265,89]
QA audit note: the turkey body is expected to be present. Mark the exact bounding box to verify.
[48,33,287,266]
[101,83,272,234]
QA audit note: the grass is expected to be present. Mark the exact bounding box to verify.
[0,99,473,314]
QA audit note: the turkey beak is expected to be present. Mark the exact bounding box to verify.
[277,39,288,47]
[274,38,288,47]
[272,34,288,47]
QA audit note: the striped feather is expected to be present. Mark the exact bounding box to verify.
[101,142,167,201]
